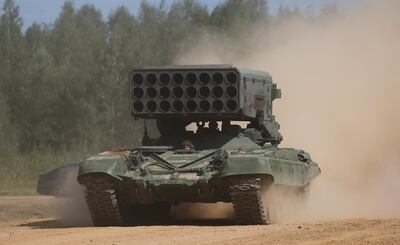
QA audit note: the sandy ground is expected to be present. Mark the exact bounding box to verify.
[0,196,399,245]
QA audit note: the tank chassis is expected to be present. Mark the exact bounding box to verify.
[38,65,321,226]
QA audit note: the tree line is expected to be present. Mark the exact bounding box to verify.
[0,0,336,154]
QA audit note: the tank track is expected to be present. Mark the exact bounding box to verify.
[82,176,126,226]
[230,177,270,225]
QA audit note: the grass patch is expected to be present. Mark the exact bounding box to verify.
[0,149,87,196]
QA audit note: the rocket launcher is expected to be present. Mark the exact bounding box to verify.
[129,65,282,145]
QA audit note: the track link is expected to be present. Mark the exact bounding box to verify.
[230,177,270,225]
[82,176,126,226]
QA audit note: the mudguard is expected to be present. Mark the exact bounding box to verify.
[220,148,320,187]
[77,154,128,182]
[220,155,274,180]
[37,163,79,196]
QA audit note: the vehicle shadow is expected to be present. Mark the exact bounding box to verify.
[20,217,236,229]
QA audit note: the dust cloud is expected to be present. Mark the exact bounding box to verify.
[52,167,92,226]
[176,0,400,221]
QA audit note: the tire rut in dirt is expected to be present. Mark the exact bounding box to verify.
[82,176,127,226]
[230,177,270,225]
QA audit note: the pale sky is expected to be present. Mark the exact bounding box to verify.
[1,0,357,29]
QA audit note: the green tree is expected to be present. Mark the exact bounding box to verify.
[210,0,269,34]
[0,0,26,151]
[0,0,24,72]
[48,2,108,151]
[105,6,141,148]
[15,23,57,150]
[163,0,209,59]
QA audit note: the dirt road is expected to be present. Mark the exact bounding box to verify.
[0,196,399,245]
